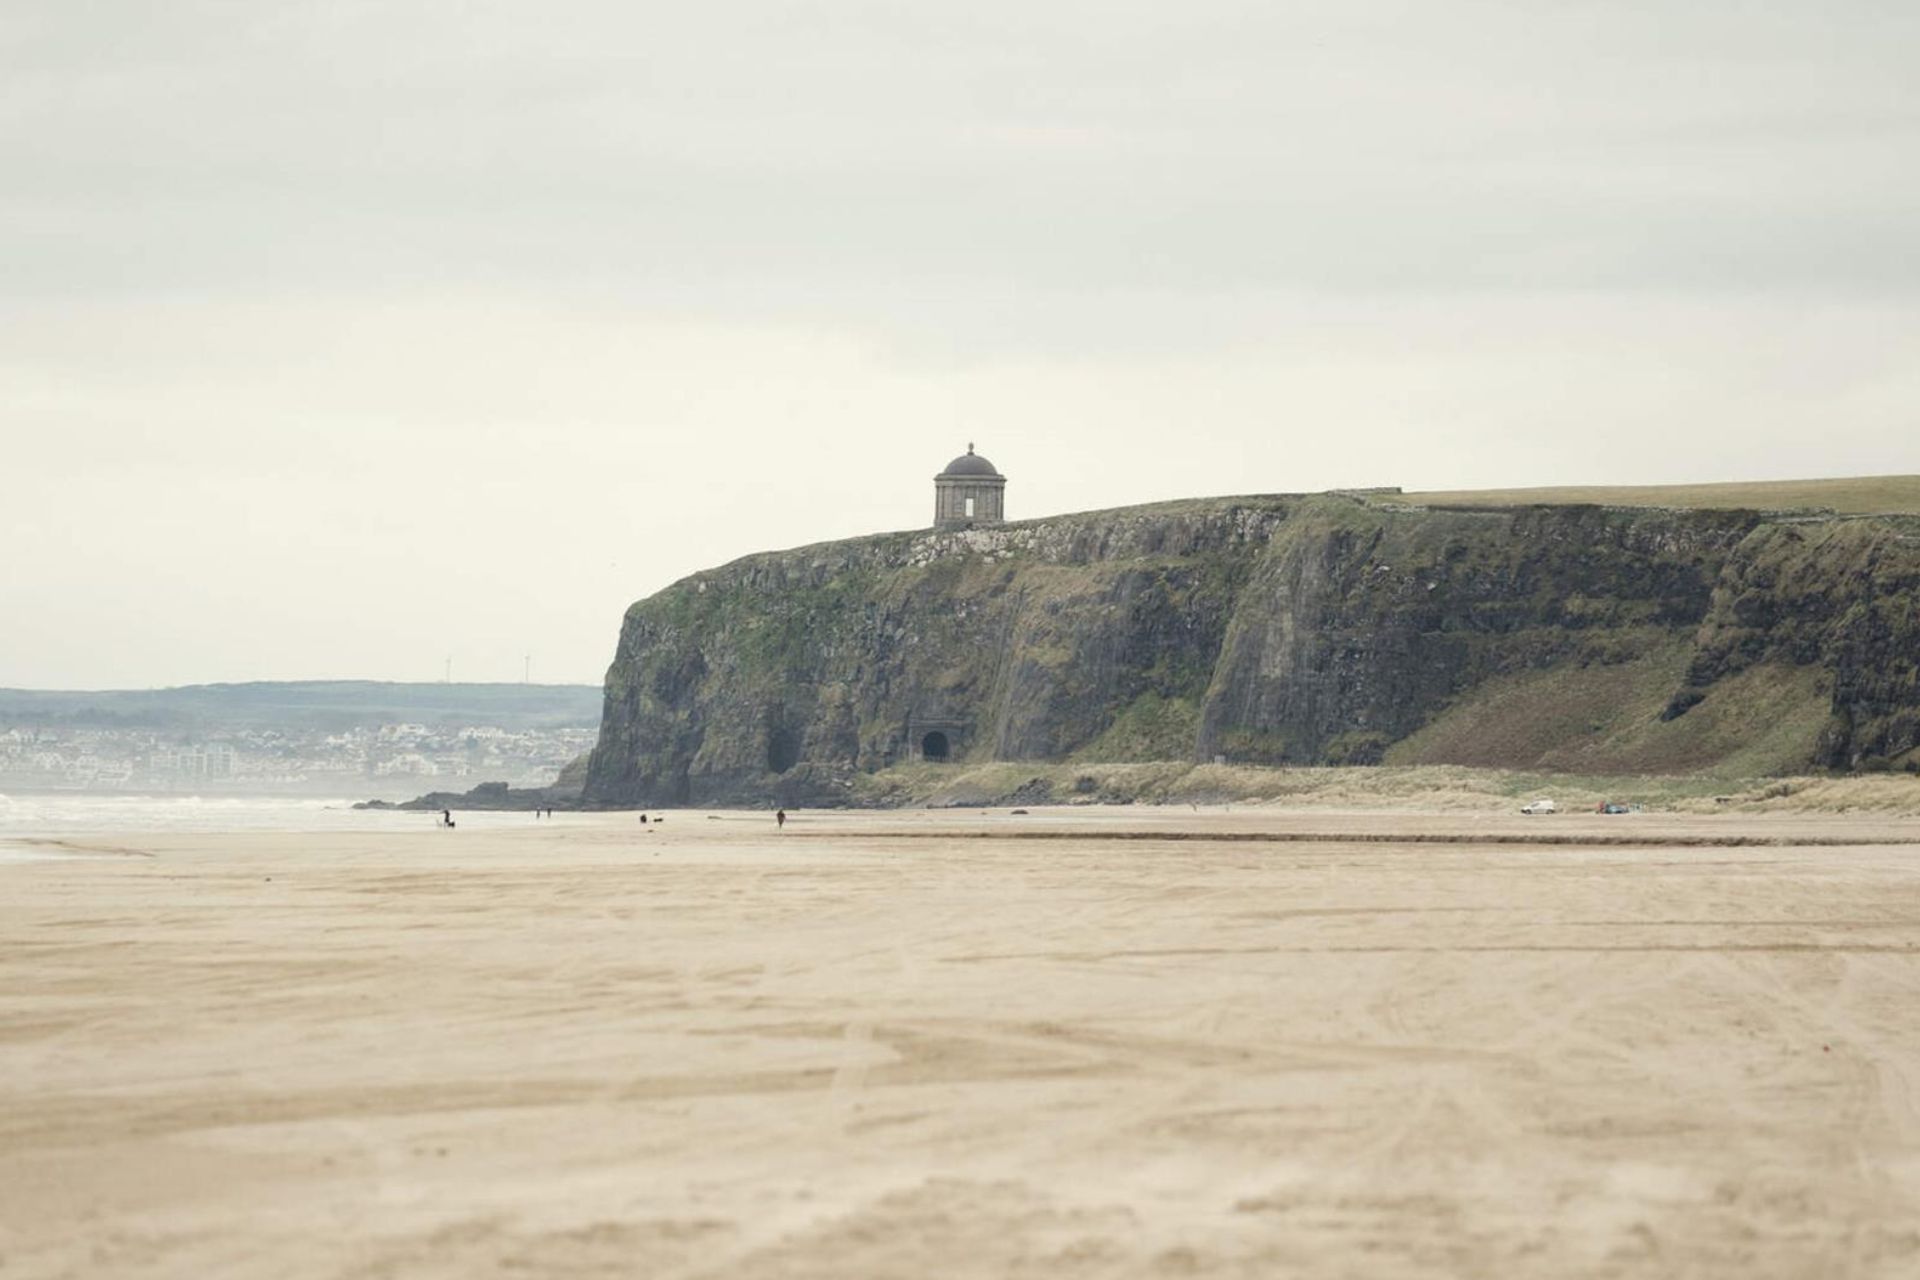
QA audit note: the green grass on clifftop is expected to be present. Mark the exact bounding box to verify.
[1397,474,1920,515]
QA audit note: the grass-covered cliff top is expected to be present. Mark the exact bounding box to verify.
[660,493,1303,591]
[663,476,1920,591]
[1397,473,1920,516]
[1012,474,1920,522]
[1021,474,1920,525]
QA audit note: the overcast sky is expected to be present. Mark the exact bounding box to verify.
[5,1,1917,689]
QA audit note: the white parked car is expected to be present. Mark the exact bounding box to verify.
[1520,799,1558,815]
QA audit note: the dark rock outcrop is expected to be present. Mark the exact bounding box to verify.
[367,754,591,811]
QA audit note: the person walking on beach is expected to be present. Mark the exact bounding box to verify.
[776,808,787,830]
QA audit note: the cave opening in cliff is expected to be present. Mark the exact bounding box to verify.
[921,731,950,761]
[766,728,801,774]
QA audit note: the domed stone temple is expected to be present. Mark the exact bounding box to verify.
[933,444,1006,530]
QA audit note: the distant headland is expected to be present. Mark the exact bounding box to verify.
[569,463,1920,809]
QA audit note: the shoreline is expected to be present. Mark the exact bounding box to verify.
[394,760,1920,819]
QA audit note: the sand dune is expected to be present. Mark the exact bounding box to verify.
[5,808,1920,1277]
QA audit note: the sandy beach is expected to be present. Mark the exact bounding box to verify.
[5,807,1920,1277]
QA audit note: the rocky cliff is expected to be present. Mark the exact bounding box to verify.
[583,494,1920,807]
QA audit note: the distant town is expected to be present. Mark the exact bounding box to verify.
[0,721,596,797]
[0,681,601,800]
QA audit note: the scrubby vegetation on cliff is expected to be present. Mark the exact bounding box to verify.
[845,760,1920,815]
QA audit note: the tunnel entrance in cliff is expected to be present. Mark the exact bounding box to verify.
[921,731,950,761]
[766,727,801,774]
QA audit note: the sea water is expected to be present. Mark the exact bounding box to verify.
[0,792,529,855]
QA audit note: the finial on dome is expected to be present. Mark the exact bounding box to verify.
[968,442,975,454]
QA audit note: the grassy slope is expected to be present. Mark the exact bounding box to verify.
[1381,642,1831,777]
[1396,474,1920,515]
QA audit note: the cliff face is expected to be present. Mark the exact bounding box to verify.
[583,496,1920,806]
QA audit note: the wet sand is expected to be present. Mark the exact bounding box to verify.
[5,808,1920,1277]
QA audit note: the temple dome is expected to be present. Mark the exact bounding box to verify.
[939,447,1002,478]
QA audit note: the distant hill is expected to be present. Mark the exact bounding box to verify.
[0,681,602,732]
[1398,474,1920,515]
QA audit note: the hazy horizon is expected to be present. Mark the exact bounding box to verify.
[7,1,1918,688]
